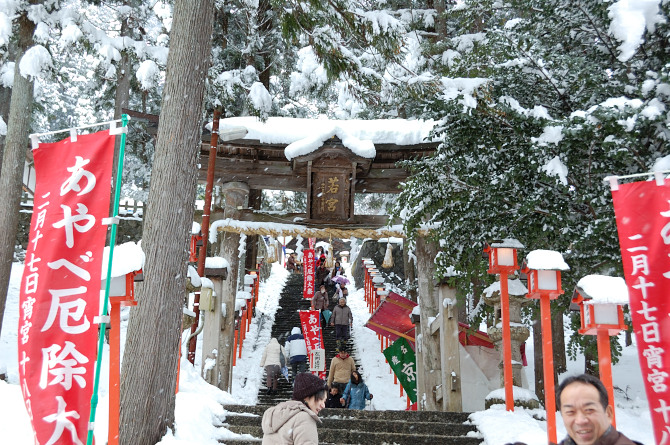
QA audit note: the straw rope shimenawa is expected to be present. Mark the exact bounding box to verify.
[211,218,416,240]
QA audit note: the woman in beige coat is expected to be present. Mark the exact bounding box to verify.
[261,372,328,444]
[260,338,287,394]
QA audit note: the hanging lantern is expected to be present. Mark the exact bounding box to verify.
[382,241,394,269]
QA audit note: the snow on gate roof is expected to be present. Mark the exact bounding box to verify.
[218,116,437,161]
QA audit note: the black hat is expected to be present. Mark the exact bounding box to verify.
[292,373,327,401]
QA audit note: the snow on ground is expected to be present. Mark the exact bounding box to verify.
[0,261,656,444]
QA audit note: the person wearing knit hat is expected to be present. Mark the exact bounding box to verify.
[261,373,327,444]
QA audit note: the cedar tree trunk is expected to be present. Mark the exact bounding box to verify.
[119,1,215,444]
[0,10,35,338]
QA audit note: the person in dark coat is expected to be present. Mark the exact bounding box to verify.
[325,386,344,409]
[286,253,296,273]
[311,284,329,327]
[556,374,641,445]
[315,261,329,287]
[330,297,353,349]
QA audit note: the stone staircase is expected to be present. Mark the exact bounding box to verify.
[257,273,356,406]
[223,272,481,444]
[220,404,481,444]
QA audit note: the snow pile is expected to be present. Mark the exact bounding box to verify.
[541,156,569,186]
[524,250,569,271]
[248,82,272,115]
[136,60,161,90]
[532,125,564,146]
[19,45,52,79]
[576,275,629,305]
[157,360,241,445]
[217,116,436,161]
[290,47,328,96]
[101,241,145,279]
[439,77,489,110]
[0,12,12,46]
[483,278,528,298]
[608,0,664,62]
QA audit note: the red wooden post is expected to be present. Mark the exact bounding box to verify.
[108,272,138,445]
[540,294,557,443]
[499,272,515,411]
[233,328,238,366]
[597,329,616,427]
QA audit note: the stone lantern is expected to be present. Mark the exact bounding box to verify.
[482,278,530,389]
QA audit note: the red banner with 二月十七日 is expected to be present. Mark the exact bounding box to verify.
[18,130,115,445]
[303,249,315,299]
[611,176,670,444]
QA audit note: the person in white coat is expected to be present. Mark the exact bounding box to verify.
[260,338,286,394]
[285,327,308,381]
[262,373,327,444]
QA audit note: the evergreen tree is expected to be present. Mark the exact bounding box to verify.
[390,0,669,377]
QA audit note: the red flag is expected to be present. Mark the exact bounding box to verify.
[19,131,115,445]
[303,249,315,299]
[611,177,670,443]
[299,310,326,378]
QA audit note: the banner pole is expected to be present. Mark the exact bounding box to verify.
[87,114,129,445]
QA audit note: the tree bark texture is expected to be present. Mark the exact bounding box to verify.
[119,1,215,444]
[244,188,261,275]
[416,236,441,411]
[403,243,417,302]
[552,307,567,374]
[217,181,248,392]
[0,10,35,338]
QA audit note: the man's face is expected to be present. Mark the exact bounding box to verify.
[339,299,346,307]
[320,286,326,294]
[339,351,347,358]
[559,382,613,445]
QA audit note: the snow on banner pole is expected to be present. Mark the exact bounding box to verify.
[303,249,315,299]
[609,173,670,444]
[19,117,125,445]
[382,337,417,403]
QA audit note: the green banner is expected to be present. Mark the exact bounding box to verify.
[383,337,418,403]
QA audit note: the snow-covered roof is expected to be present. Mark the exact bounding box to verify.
[490,238,524,249]
[218,116,436,161]
[187,265,201,288]
[101,241,144,279]
[483,278,528,297]
[524,249,569,271]
[205,256,230,270]
[576,275,629,305]
[486,386,539,402]
[192,221,201,235]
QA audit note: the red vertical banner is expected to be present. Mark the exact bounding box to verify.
[299,310,326,379]
[611,177,670,444]
[303,249,315,299]
[308,238,315,249]
[19,131,115,445]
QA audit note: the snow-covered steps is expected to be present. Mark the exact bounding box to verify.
[257,272,359,406]
[221,404,481,444]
